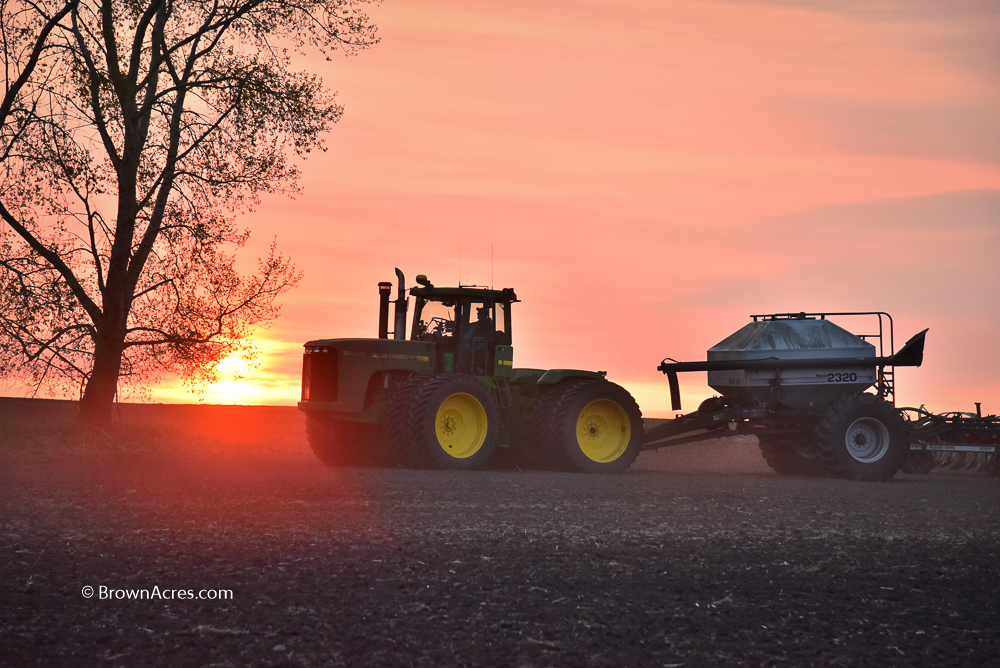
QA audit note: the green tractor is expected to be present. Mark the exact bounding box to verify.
[298,269,643,472]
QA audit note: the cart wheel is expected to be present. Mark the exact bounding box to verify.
[539,380,642,474]
[306,414,383,466]
[758,437,829,477]
[814,393,909,481]
[407,374,500,470]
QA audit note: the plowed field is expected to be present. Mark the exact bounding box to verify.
[2,400,998,667]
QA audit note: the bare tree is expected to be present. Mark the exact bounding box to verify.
[0,0,377,428]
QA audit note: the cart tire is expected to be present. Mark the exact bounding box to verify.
[540,380,642,474]
[758,437,829,477]
[306,414,383,466]
[814,393,909,481]
[407,374,500,470]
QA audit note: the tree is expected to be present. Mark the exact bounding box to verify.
[0,0,377,428]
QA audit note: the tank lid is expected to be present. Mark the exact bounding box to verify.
[710,318,874,354]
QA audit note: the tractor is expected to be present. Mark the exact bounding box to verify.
[298,269,643,472]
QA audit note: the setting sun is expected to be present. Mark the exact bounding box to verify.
[152,339,303,406]
[215,351,254,378]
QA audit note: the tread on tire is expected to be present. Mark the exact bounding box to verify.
[758,436,829,477]
[383,374,429,468]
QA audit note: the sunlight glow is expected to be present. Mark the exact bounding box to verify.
[150,338,303,406]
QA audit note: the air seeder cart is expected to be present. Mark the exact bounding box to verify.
[646,312,999,480]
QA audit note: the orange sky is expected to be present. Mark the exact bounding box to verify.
[67,1,1000,414]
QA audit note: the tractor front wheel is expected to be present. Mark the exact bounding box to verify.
[306,414,383,466]
[383,375,429,468]
[538,380,642,473]
[813,393,909,481]
[407,374,500,470]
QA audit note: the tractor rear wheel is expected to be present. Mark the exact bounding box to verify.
[538,380,642,473]
[758,436,829,477]
[813,393,909,481]
[407,374,501,470]
[306,414,383,466]
[514,381,582,471]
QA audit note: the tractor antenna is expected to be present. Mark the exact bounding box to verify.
[458,232,463,286]
[491,243,494,289]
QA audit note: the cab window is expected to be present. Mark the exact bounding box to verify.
[411,299,456,341]
[495,302,511,345]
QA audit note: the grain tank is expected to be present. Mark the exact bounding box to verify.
[707,316,876,409]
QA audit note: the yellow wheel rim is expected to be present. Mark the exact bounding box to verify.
[435,392,488,458]
[576,399,631,463]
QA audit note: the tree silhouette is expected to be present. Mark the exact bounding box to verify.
[0,0,376,428]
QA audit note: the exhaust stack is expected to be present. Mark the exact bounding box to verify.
[393,268,408,340]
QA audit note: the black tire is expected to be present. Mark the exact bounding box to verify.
[382,374,429,468]
[407,374,501,470]
[511,381,584,471]
[813,393,909,481]
[758,436,829,477]
[900,450,935,475]
[538,380,642,474]
[305,413,383,466]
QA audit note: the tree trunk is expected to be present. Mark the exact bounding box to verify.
[76,126,138,431]
[77,336,124,431]
[77,278,130,431]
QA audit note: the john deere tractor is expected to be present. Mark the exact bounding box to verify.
[298,269,642,472]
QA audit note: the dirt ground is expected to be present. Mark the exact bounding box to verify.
[2,400,999,667]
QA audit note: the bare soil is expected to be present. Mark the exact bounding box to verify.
[1,399,998,667]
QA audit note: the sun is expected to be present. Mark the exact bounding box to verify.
[215,350,254,378]
[149,338,303,406]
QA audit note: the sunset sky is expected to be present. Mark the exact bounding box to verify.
[140,1,998,415]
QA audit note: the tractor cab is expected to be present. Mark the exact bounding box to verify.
[408,275,517,377]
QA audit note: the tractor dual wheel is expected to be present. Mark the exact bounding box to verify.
[813,393,909,481]
[383,374,429,468]
[758,436,829,477]
[305,413,384,467]
[535,380,642,474]
[407,374,501,470]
